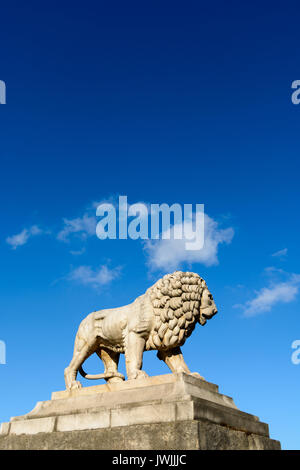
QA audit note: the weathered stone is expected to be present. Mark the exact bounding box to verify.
[0,422,10,436]
[0,373,281,450]
[0,421,281,450]
[56,410,110,432]
[64,271,218,391]
[9,417,56,436]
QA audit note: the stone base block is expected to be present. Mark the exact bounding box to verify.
[0,373,281,450]
[0,420,280,450]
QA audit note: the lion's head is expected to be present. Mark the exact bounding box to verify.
[145,271,217,351]
[198,282,218,325]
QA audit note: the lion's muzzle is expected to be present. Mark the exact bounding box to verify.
[199,303,218,325]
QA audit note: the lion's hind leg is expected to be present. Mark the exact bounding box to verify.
[97,348,124,384]
[64,336,97,390]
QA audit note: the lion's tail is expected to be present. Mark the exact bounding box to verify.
[78,366,107,380]
[79,366,125,381]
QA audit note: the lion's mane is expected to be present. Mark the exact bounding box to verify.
[145,271,206,351]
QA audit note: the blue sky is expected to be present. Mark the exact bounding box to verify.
[0,1,300,449]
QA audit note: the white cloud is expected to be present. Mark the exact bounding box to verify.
[271,248,288,258]
[264,266,284,274]
[237,272,300,317]
[6,225,44,250]
[70,247,86,256]
[144,214,234,271]
[67,264,122,289]
[57,214,96,242]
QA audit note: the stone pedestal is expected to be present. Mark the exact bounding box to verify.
[0,373,281,450]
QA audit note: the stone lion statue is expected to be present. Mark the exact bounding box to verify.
[64,271,218,390]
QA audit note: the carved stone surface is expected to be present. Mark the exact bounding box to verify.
[64,271,218,390]
[0,272,281,449]
[0,373,281,450]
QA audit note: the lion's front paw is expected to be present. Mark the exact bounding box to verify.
[128,370,149,380]
[70,380,82,390]
[136,370,149,379]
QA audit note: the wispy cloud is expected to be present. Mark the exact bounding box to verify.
[144,213,234,271]
[67,264,122,289]
[57,214,97,242]
[70,247,86,256]
[236,271,300,317]
[271,248,288,258]
[56,199,112,242]
[6,225,45,250]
